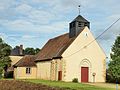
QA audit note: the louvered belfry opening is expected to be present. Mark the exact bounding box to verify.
[69,15,90,38]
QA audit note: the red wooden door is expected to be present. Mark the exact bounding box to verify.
[58,71,62,81]
[81,67,89,82]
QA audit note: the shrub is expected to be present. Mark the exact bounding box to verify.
[72,78,78,83]
[4,71,13,78]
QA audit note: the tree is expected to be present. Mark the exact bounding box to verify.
[24,47,40,55]
[0,38,11,77]
[108,36,120,83]
[35,48,40,54]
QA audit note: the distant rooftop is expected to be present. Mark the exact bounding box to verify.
[10,45,24,56]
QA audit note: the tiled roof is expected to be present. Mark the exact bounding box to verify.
[35,33,76,62]
[14,55,36,67]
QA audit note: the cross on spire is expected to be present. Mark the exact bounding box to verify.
[78,5,81,15]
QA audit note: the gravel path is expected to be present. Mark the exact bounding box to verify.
[86,82,120,89]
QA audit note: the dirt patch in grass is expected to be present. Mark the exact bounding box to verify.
[0,80,66,90]
[86,82,119,89]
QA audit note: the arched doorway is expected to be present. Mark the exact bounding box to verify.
[80,59,91,82]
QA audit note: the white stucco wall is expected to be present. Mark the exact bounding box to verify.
[36,59,64,81]
[14,67,37,79]
[62,27,106,82]
[36,61,51,80]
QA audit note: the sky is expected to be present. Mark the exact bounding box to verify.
[0,0,120,62]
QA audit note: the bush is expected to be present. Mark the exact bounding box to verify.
[72,78,78,83]
[0,68,3,78]
[4,71,13,78]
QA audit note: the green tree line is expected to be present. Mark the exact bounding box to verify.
[107,36,120,83]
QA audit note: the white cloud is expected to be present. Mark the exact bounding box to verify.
[15,4,32,15]
[28,10,55,24]
[4,20,34,31]
[107,14,120,23]
[96,15,120,41]
[3,18,68,34]
[30,0,57,6]
[1,0,120,56]
[22,35,40,39]
[0,33,8,40]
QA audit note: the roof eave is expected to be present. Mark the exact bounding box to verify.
[13,65,37,67]
[35,59,52,62]
[35,56,62,62]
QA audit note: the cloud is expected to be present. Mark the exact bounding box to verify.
[22,35,40,39]
[0,0,75,31]
[97,16,120,41]
[15,4,32,15]
[28,10,55,24]
[3,19,34,31]
[0,33,8,40]
[30,0,57,5]
[1,0,120,57]
[3,18,68,34]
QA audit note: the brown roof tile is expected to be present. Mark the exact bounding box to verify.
[35,33,76,62]
[14,55,36,67]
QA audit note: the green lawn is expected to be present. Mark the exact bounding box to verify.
[24,79,115,90]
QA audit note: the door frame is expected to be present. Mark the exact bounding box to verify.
[79,59,91,82]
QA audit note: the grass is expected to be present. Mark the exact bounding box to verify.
[24,79,115,90]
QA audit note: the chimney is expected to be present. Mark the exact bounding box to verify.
[19,45,23,55]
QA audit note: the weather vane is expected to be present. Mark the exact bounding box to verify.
[78,5,81,15]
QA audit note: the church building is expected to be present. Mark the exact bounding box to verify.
[34,15,106,82]
[13,14,106,82]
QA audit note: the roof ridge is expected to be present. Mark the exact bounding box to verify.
[50,33,68,40]
[72,15,89,22]
[13,55,36,67]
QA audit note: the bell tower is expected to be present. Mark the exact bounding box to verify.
[69,15,90,38]
[69,6,90,38]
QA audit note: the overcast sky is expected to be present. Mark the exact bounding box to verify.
[0,0,120,61]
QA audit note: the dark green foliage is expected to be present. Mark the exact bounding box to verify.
[24,47,40,55]
[72,78,78,83]
[106,69,116,83]
[0,67,3,78]
[24,48,35,55]
[35,48,40,54]
[0,38,11,77]
[110,36,120,60]
[4,71,13,78]
[107,36,120,83]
